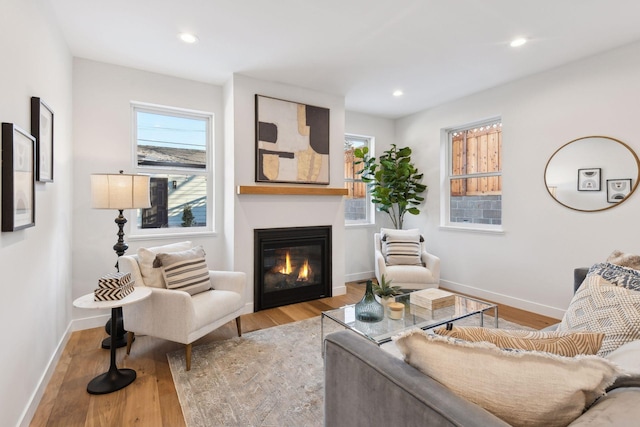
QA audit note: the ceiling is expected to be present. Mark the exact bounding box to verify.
[46,0,640,119]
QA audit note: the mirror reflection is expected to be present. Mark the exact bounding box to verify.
[544,136,640,212]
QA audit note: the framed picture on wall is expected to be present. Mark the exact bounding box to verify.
[577,168,601,191]
[31,97,54,182]
[255,94,330,184]
[607,178,633,203]
[2,123,36,231]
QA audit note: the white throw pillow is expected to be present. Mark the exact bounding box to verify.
[137,241,192,288]
[394,329,621,427]
[380,228,423,266]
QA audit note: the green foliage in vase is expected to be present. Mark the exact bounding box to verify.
[372,274,403,297]
[354,144,427,229]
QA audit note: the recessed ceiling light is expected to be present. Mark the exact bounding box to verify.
[178,32,199,44]
[510,37,527,48]
[393,90,404,97]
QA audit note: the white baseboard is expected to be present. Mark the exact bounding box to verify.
[344,271,374,283]
[71,312,111,331]
[19,321,73,427]
[440,279,566,320]
[332,284,346,296]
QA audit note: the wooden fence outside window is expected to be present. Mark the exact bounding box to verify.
[451,127,502,196]
[344,148,367,198]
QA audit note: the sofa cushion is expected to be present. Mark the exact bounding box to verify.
[558,265,640,356]
[433,326,604,357]
[604,340,640,374]
[394,329,620,427]
[137,241,192,288]
[607,250,640,271]
[380,228,423,266]
[154,246,211,296]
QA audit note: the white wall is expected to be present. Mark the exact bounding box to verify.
[397,40,640,318]
[0,1,73,425]
[229,74,347,304]
[344,111,396,281]
[71,59,227,326]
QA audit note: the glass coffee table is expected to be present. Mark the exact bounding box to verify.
[321,292,498,350]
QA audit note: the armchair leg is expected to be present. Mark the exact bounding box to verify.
[235,316,242,337]
[185,343,192,371]
[126,331,135,355]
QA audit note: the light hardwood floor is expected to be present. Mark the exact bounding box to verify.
[31,282,559,427]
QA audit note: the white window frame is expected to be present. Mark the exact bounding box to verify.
[441,118,503,233]
[345,133,375,227]
[129,101,215,239]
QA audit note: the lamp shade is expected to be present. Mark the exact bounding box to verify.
[91,173,151,209]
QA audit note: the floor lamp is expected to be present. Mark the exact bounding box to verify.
[91,171,151,349]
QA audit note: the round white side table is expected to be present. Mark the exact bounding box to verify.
[73,287,151,394]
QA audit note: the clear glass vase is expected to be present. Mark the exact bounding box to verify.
[355,280,384,322]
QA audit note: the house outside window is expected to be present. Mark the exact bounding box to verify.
[344,134,374,225]
[131,102,213,236]
[444,119,502,229]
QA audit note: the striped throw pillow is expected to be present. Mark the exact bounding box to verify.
[434,326,604,357]
[381,228,423,266]
[154,246,211,296]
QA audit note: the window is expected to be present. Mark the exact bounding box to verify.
[344,134,374,225]
[444,119,502,229]
[131,102,213,236]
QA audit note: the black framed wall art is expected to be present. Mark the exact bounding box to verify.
[255,95,330,184]
[2,123,36,231]
[577,168,601,191]
[607,178,633,203]
[31,97,54,182]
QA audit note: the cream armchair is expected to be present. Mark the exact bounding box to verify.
[374,231,440,290]
[119,251,246,371]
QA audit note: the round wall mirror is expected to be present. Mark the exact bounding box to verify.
[544,136,640,212]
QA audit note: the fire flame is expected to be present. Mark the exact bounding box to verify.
[279,251,293,275]
[276,251,311,281]
[297,259,310,281]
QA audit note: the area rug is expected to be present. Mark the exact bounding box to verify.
[167,315,531,427]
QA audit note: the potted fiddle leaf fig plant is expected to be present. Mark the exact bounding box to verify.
[354,144,427,229]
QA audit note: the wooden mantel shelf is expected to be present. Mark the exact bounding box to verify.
[237,185,349,196]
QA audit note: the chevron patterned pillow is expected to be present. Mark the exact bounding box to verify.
[434,326,604,356]
[558,271,640,356]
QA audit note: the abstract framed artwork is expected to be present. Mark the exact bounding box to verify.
[2,123,36,231]
[607,178,633,203]
[31,96,54,182]
[577,168,601,191]
[255,95,330,184]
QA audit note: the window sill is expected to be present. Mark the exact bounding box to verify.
[129,229,217,241]
[439,225,505,235]
[345,222,376,229]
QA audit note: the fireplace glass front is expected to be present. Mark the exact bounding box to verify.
[254,226,331,311]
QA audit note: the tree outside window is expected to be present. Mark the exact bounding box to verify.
[344,135,373,225]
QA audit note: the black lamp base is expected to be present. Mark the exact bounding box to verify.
[102,307,131,349]
[87,368,136,395]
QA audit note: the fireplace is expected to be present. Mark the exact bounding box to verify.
[254,226,331,311]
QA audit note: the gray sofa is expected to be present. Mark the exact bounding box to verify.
[324,269,640,426]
